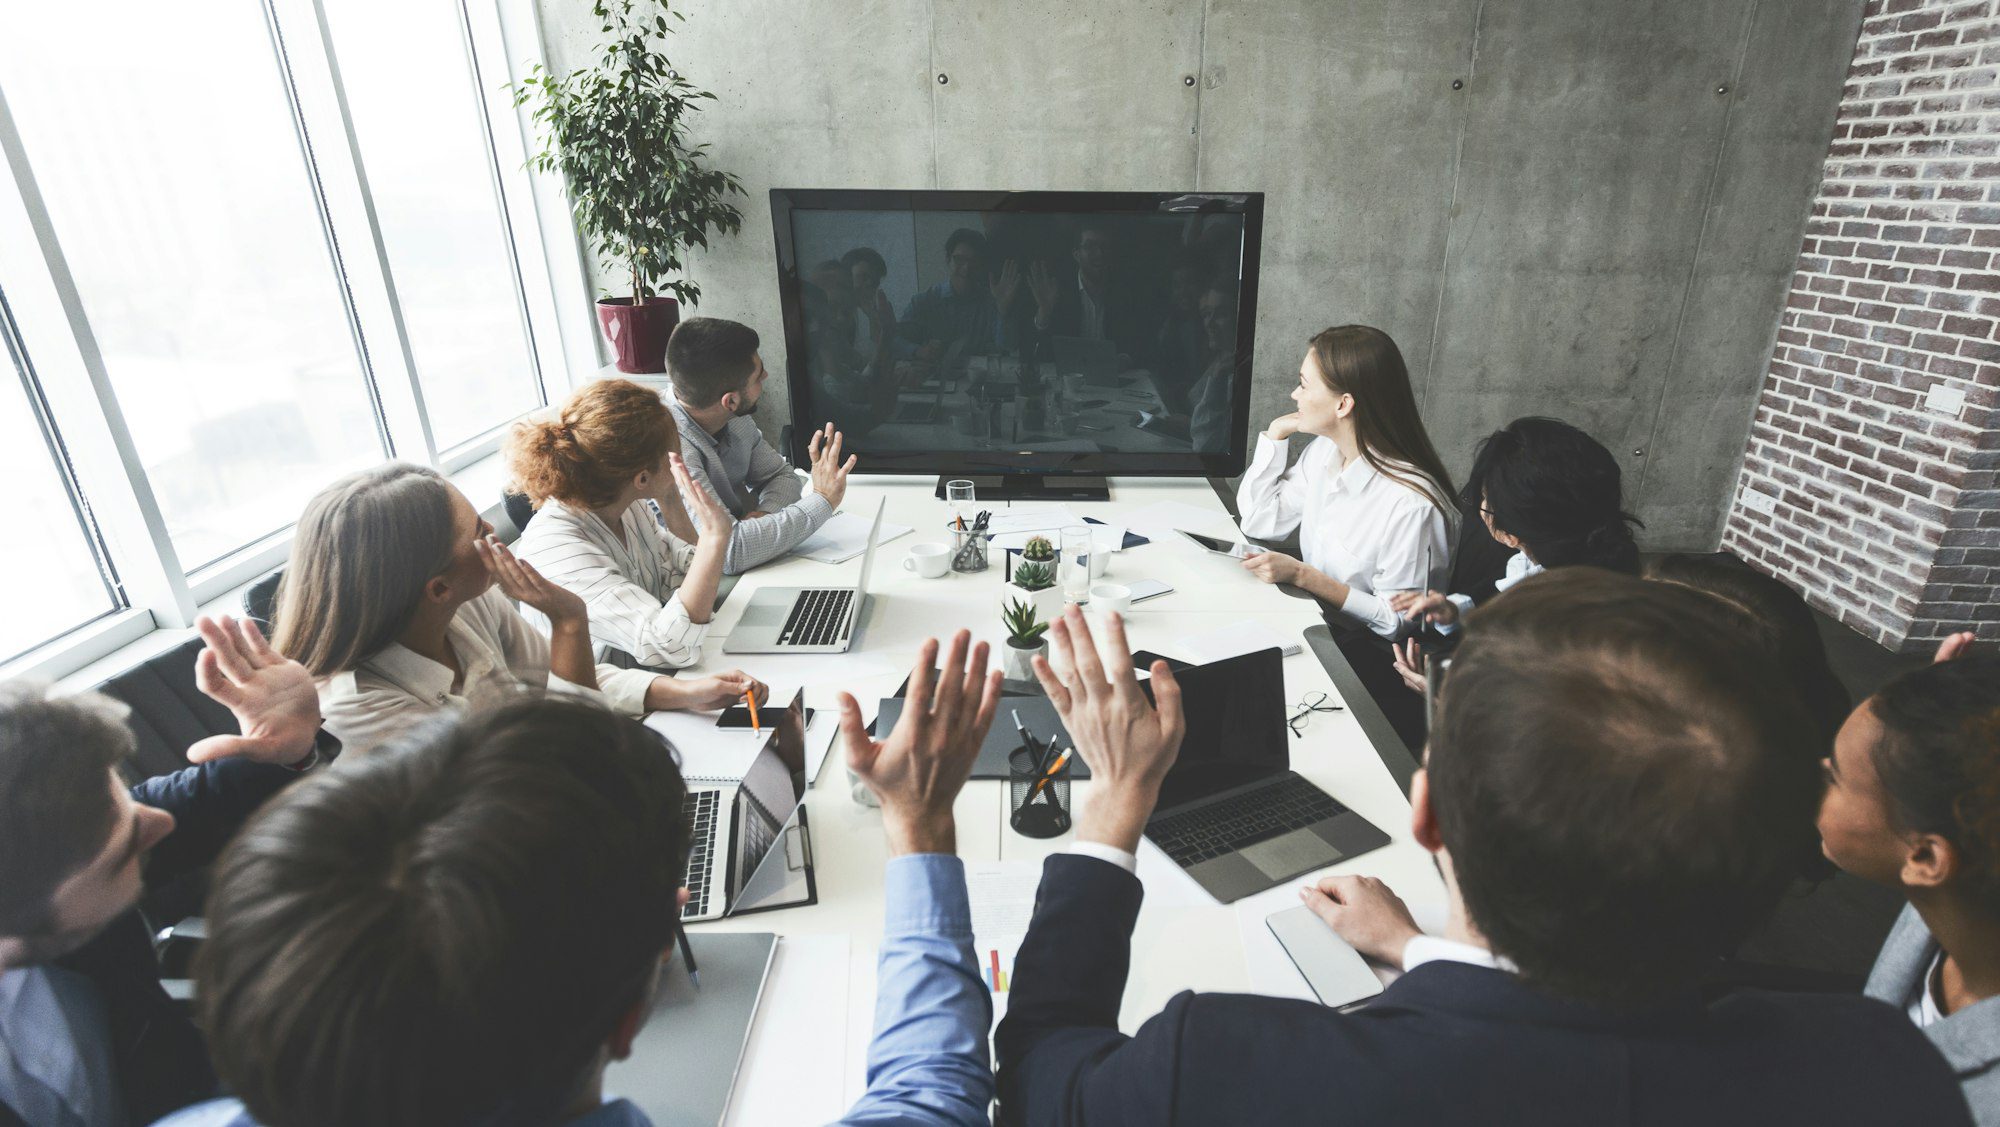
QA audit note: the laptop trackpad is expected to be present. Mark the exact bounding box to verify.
[739,603,789,627]
[1239,828,1341,878]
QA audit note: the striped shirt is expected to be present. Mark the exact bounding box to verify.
[513,497,709,669]
[668,401,833,573]
[319,586,655,760]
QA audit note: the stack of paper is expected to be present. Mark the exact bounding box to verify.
[1175,620,1304,665]
[794,511,914,563]
[966,861,1044,1027]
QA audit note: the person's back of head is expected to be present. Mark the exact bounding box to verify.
[1307,325,1455,512]
[0,685,136,967]
[1830,654,2000,911]
[1463,417,1640,573]
[273,463,457,678]
[665,317,761,409]
[505,377,678,511]
[1430,569,1822,1006]
[197,698,691,1127]
[1645,554,1852,754]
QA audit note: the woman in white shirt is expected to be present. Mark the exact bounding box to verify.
[507,378,762,680]
[1235,325,1457,639]
[273,463,757,759]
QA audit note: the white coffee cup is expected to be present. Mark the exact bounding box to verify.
[1090,582,1132,617]
[902,542,950,578]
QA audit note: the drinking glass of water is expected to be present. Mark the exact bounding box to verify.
[1060,525,1092,604]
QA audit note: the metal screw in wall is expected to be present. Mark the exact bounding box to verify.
[1184,74,1196,87]
[1715,84,1728,96]
[1632,448,1645,457]
[937,73,949,85]
[1451,78,1463,91]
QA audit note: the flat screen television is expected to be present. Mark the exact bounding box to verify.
[770,189,1262,499]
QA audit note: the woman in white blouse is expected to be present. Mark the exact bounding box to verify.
[1235,325,1458,639]
[273,463,758,760]
[507,378,767,678]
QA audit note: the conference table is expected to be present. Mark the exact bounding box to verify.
[668,474,1447,1124]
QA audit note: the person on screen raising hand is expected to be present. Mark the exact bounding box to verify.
[996,584,1971,1127]
[664,318,855,573]
[1235,325,1456,749]
[0,616,334,1127]
[156,630,1004,1127]
[276,464,760,760]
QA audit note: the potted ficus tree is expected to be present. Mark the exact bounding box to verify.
[512,0,745,373]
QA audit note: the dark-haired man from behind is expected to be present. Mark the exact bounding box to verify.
[665,316,855,574]
[997,581,1973,1126]
[0,618,333,1127]
[158,628,1004,1127]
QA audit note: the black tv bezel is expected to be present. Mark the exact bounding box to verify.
[769,188,1263,480]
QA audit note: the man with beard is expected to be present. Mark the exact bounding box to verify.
[665,317,854,574]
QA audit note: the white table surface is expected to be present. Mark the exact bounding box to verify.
[674,475,1446,1119]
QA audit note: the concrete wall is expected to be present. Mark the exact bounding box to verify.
[538,0,1862,549]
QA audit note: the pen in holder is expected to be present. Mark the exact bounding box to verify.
[950,525,989,573]
[1008,744,1072,839]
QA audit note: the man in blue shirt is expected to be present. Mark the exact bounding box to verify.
[897,227,1024,364]
[157,628,1003,1127]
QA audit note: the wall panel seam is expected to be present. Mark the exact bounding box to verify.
[1419,0,1485,411]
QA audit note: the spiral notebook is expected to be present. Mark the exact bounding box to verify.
[644,690,838,786]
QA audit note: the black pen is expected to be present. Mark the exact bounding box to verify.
[675,916,699,989]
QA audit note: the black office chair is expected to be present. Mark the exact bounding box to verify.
[243,567,284,634]
[1446,494,1513,607]
[503,490,536,537]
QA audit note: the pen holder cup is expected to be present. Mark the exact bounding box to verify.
[949,526,990,573]
[1008,746,1072,839]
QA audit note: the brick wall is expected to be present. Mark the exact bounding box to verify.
[1723,0,2000,652]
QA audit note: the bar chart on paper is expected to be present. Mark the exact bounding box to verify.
[968,861,1039,1024]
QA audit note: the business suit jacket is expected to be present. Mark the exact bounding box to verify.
[43,756,312,1124]
[995,854,1974,1127]
[1040,278,1149,360]
[1866,904,2000,1124]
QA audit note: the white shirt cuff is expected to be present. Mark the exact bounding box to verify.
[1069,841,1138,874]
[1438,592,1476,635]
[1402,934,1510,973]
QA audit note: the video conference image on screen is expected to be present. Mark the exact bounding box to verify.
[787,208,1248,458]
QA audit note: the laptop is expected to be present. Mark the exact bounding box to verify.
[1052,335,1120,384]
[680,693,813,922]
[722,497,884,653]
[1142,647,1390,903]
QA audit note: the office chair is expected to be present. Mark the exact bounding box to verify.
[243,567,283,634]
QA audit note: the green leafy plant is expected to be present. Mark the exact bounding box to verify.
[510,0,745,305]
[1012,560,1055,592]
[1003,598,1049,647]
[1022,536,1055,563]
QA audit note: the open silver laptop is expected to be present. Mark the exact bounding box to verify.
[681,693,812,922]
[722,497,883,654]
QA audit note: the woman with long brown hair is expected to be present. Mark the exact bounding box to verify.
[1236,325,1456,637]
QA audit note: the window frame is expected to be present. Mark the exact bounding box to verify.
[0,0,599,684]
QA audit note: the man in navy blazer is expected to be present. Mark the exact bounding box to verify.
[0,617,330,1127]
[996,575,1974,1127]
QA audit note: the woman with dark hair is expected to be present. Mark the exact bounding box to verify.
[1235,325,1457,637]
[1393,417,1641,633]
[1820,651,2000,1120]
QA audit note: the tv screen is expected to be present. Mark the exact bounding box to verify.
[771,190,1262,484]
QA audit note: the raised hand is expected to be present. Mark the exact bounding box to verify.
[1265,412,1303,442]
[670,453,735,541]
[1388,589,1458,627]
[807,423,857,509]
[1299,875,1423,966]
[838,630,1003,855]
[990,258,1023,309]
[1031,607,1184,852]
[477,535,586,628]
[1242,550,1302,586]
[1935,631,1975,663]
[188,615,322,766]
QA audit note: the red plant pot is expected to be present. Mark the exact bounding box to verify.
[596,296,680,374]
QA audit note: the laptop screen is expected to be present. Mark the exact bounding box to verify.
[1148,646,1288,811]
[729,731,803,903]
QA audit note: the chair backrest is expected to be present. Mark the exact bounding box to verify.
[502,490,536,538]
[94,637,240,782]
[1446,496,1513,607]
[243,567,284,634]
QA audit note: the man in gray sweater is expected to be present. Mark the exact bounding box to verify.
[664,317,855,573]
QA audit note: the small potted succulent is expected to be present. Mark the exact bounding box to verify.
[1005,537,1065,622]
[1001,598,1050,680]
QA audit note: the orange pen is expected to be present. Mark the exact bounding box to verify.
[1024,748,1072,806]
[745,690,760,733]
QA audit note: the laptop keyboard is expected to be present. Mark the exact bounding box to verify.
[1148,775,1349,868]
[781,588,855,647]
[681,789,721,919]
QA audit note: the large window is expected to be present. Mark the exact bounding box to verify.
[0,292,123,663]
[0,0,581,677]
